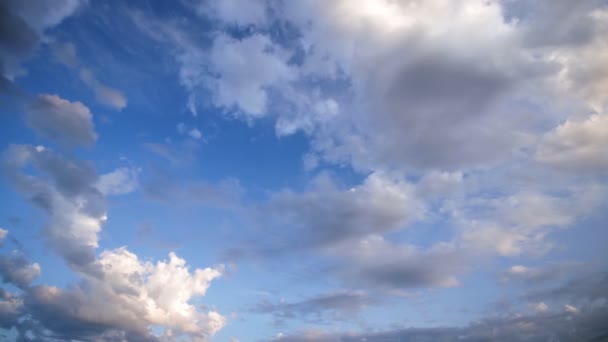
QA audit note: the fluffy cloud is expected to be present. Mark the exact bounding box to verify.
[23,248,224,341]
[25,94,98,147]
[206,33,294,117]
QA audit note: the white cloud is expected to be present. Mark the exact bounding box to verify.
[22,247,225,340]
[97,167,140,196]
[25,94,97,147]
[207,33,294,117]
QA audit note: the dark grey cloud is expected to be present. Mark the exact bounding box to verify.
[25,94,98,147]
[0,0,83,87]
[0,251,40,290]
[273,307,608,342]
[254,291,373,323]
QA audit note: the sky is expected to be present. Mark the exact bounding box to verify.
[0,0,608,341]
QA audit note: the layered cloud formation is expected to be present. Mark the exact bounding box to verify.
[1,0,607,341]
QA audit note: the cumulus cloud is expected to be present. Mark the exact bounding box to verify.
[25,94,98,147]
[24,248,225,341]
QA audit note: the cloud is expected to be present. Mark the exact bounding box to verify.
[23,248,225,341]
[455,190,602,256]
[0,229,7,245]
[194,0,268,27]
[1,143,227,340]
[274,304,608,342]
[537,113,608,172]
[254,290,373,323]
[254,172,422,251]
[500,263,580,285]
[0,0,83,84]
[97,167,140,196]
[177,122,203,140]
[24,94,98,147]
[3,144,105,268]
[0,251,41,289]
[79,67,128,110]
[53,41,128,110]
[138,0,608,173]
[206,33,294,117]
[332,235,465,290]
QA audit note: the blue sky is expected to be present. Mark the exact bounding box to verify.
[1,0,608,341]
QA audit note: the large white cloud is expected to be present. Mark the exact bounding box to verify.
[26,247,225,341]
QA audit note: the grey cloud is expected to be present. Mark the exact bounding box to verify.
[0,252,40,290]
[254,291,373,323]
[3,144,105,269]
[25,94,98,147]
[272,307,608,342]
[0,0,83,85]
[252,173,421,252]
[333,237,467,290]
[503,0,605,47]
